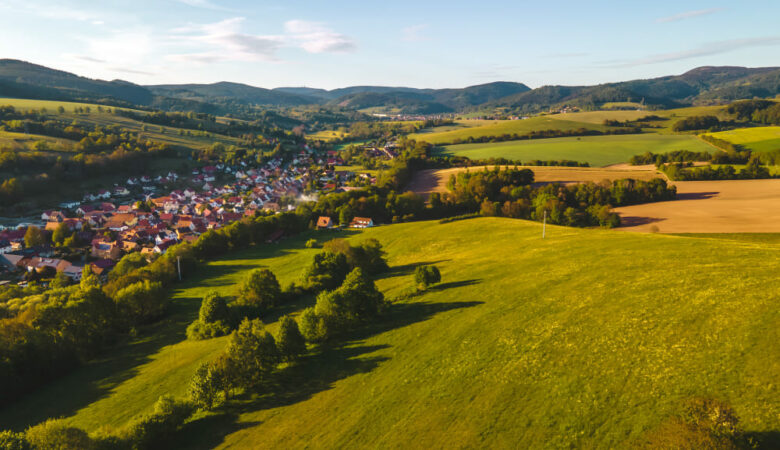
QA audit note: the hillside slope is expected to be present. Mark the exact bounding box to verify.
[3,218,778,448]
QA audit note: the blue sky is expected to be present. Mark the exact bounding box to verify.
[0,0,778,89]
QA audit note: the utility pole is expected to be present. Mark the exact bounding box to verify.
[177,256,182,281]
[542,210,547,239]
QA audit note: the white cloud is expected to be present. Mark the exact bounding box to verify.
[604,36,780,67]
[656,8,723,23]
[284,20,356,53]
[168,18,356,63]
[169,17,284,62]
[401,24,428,42]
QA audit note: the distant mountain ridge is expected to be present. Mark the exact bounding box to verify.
[0,59,778,115]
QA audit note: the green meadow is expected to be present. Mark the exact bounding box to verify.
[706,126,780,152]
[3,218,779,448]
[436,134,716,166]
[407,116,614,144]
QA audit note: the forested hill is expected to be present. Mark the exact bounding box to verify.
[1,59,779,115]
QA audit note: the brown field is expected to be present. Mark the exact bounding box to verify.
[614,179,780,233]
[407,165,663,197]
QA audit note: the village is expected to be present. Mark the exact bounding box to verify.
[0,144,381,286]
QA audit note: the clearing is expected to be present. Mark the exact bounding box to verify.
[614,178,780,233]
[3,219,779,448]
[705,126,780,153]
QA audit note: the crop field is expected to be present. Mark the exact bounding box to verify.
[435,134,715,167]
[3,219,779,448]
[705,126,780,152]
[614,178,780,233]
[407,165,663,197]
[407,117,614,144]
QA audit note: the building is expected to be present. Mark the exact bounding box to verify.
[349,217,374,229]
[316,216,334,229]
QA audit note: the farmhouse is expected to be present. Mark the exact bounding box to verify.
[349,217,374,228]
[317,216,334,229]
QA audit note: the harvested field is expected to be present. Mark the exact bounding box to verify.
[614,179,780,233]
[407,165,663,197]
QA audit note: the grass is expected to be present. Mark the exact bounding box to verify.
[2,219,780,448]
[307,130,348,141]
[705,126,780,152]
[436,134,716,166]
[407,117,614,145]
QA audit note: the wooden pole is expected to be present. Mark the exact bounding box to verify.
[542,210,547,239]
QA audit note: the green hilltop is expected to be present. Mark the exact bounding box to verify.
[4,218,779,448]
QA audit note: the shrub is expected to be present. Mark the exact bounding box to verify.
[25,419,95,450]
[189,363,223,410]
[0,431,30,450]
[414,265,441,290]
[120,395,195,449]
[305,239,317,248]
[198,291,230,324]
[298,307,328,343]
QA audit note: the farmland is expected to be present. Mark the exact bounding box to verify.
[435,134,715,167]
[3,218,779,448]
[705,126,780,152]
[614,178,780,233]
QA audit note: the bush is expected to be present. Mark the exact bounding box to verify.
[189,363,223,410]
[305,239,317,248]
[298,307,329,343]
[0,431,30,450]
[301,251,350,291]
[187,292,234,340]
[414,265,441,290]
[25,419,95,450]
[120,395,195,449]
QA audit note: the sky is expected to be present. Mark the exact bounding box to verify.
[0,0,778,90]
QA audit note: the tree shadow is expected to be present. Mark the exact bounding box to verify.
[376,259,451,280]
[174,299,483,447]
[429,279,481,291]
[746,430,780,449]
[618,216,665,227]
[676,191,719,200]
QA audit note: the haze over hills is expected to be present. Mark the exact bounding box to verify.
[1,59,779,115]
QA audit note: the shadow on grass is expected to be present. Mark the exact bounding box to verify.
[747,430,780,449]
[175,298,483,448]
[376,259,451,280]
[0,252,296,430]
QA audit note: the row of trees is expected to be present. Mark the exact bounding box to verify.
[662,158,771,181]
[430,167,676,228]
[726,99,780,125]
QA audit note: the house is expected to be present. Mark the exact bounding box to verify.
[91,241,122,260]
[316,216,334,229]
[76,205,95,216]
[349,217,374,229]
[41,210,64,221]
[113,186,130,196]
[63,264,84,281]
[90,259,116,277]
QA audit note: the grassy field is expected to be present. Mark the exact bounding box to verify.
[3,219,779,448]
[436,134,715,167]
[407,117,615,145]
[307,130,348,141]
[705,126,780,152]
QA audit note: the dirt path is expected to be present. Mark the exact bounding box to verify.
[407,165,663,197]
[614,179,780,233]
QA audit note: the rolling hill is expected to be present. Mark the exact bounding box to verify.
[3,218,779,448]
[2,59,779,116]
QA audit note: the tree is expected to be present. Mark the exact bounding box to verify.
[236,269,281,312]
[226,318,280,388]
[301,251,350,291]
[24,226,45,248]
[199,291,230,324]
[275,315,307,362]
[49,272,71,289]
[51,222,72,247]
[113,280,166,325]
[189,362,222,410]
[0,430,30,450]
[80,265,101,290]
[414,265,441,290]
[24,419,95,450]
